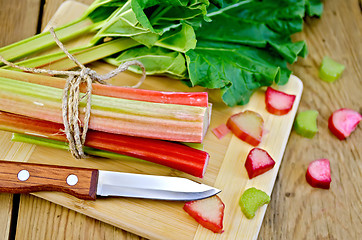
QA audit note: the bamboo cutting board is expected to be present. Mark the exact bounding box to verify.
[0,1,304,239]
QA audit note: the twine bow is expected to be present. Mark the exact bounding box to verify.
[0,27,146,159]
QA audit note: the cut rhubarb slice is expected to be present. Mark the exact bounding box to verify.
[328,108,361,140]
[319,56,345,82]
[294,110,319,138]
[239,187,270,219]
[226,110,264,146]
[306,159,331,189]
[183,195,225,233]
[265,87,296,115]
[212,124,231,139]
[245,148,275,179]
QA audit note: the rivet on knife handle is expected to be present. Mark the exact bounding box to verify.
[0,160,98,200]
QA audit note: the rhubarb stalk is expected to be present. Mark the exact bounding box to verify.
[2,38,140,71]
[0,77,209,142]
[0,69,208,107]
[0,111,209,178]
[0,18,96,64]
[0,0,125,63]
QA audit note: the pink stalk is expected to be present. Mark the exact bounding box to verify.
[0,111,209,178]
[0,77,209,142]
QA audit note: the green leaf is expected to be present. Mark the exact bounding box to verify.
[184,0,314,106]
[107,46,188,78]
[91,1,153,44]
[195,13,308,63]
[82,0,128,22]
[305,0,323,17]
[155,23,197,53]
[207,0,306,36]
[186,41,292,106]
[209,0,239,8]
[131,0,209,34]
[92,0,207,46]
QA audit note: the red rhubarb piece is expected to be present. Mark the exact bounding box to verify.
[183,195,225,233]
[245,148,275,179]
[328,108,361,140]
[265,87,296,115]
[306,159,331,189]
[226,110,264,146]
[212,124,231,139]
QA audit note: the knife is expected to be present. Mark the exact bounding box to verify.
[0,160,220,201]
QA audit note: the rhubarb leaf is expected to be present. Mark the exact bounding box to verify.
[186,41,291,106]
[83,0,128,22]
[305,0,323,17]
[131,0,209,33]
[106,46,188,78]
[195,12,307,63]
[92,0,208,45]
[184,0,320,106]
[154,23,197,53]
[208,0,306,36]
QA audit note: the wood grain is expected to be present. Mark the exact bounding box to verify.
[0,161,98,200]
[260,0,362,239]
[0,133,36,240]
[0,0,360,239]
[0,1,40,239]
[0,0,41,46]
[41,0,93,31]
[15,194,147,240]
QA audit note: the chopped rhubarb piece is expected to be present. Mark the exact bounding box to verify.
[212,124,231,139]
[0,111,209,178]
[239,187,270,219]
[226,110,264,146]
[328,108,361,140]
[265,87,296,115]
[306,159,331,189]
[183,195,225,233]
[319,56,345,82]
[245,148,275,179]
[294,110,319,138]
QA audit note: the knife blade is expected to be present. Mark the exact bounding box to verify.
[0,160,220,201]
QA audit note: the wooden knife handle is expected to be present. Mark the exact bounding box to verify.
[0,160,98,200]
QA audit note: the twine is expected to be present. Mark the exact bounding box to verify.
[0,27,146,159]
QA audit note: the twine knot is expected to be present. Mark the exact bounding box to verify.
[0,27,146,159]
[80,68,94,78]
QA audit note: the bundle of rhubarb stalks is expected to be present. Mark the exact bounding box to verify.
[0,68,211,178]
[0,0,322,178]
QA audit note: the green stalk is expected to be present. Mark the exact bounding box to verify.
[2,38,140,71]
[12,133,203,157]
[90,1,134,44]
[1,46,89,70]
[11,133,140,161]
[0,18,100,64]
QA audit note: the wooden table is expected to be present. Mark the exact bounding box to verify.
[0,0,360,239]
